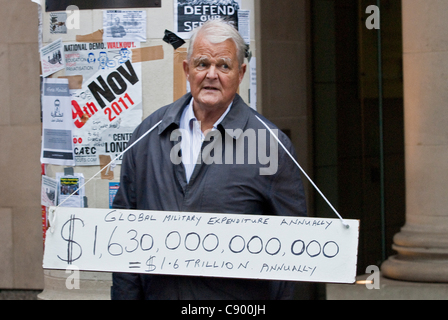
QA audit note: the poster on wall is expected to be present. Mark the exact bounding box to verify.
[41,175,57,207]
[103,10,147,42]
[50,12,68,34]
[64,42,142,166]
[41,78,76,166]
[174,0,241,39]
[237,10,250,45]
[56,172,85,208]
[46,0,161,12]
[40,38,66,78]
[249,57,257,111]
[109,182,120,208]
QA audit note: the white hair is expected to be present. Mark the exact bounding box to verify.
[187,19,246,67]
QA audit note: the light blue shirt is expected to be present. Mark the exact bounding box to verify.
[179,98,232,183]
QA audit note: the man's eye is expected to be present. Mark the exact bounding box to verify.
[219,64,230,71]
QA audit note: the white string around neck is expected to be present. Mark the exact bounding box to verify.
[50,114,349,231]
[49,120,163,232]
[255,115,350,229]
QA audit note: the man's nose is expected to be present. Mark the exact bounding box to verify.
[206,65,218,79]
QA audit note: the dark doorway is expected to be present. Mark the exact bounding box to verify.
[312,0,405,275]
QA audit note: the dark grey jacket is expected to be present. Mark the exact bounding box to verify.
[112,93,307,300]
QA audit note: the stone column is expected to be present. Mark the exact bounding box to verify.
[381,0,448,282]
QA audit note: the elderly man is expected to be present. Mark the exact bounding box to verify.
[111,19,307,300]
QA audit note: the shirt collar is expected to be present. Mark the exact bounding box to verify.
[181,98,197,131]
[182,98,233,131]
[158,93,250,140]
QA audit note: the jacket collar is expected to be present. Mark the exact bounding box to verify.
[158,93,192,135]
[219,94,251,139]
[158,93,251,140]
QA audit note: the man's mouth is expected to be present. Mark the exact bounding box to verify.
[203,86,219,91]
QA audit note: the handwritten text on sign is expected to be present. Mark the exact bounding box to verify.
[43,207,359,284]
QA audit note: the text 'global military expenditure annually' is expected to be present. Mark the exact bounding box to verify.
[44,208,359,284]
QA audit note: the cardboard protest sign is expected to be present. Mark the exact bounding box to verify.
[43,207,359,284]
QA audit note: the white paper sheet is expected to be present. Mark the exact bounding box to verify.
[40,78,75,166]
[43,207,360,284]
[103,10,147,42]
[40,38,66,78]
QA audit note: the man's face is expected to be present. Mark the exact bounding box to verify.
[121,49,130,58]
[183,35,246,112]
[99,53,107,65]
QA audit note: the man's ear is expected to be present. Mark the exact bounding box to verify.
[183,60,190,80]
[239,63,247,84]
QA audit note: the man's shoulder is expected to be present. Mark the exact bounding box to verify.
[144,104,170,124]
[231,95,278,130]
[133,104,169,136]
[245,108,292,145]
